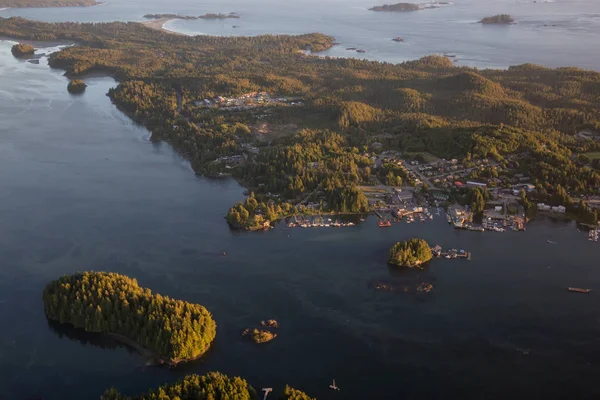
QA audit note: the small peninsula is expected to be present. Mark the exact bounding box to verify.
[388,238,433,267]
[43,271,216,365]
[370,2,421,12]
[101,372,315,400]
[11,43,34,57]
[480,14,515,24]
[67,79,87,94]
[0,0,97,7]
[143,12,239,20]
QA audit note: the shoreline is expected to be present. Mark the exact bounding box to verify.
[141,18,185,36]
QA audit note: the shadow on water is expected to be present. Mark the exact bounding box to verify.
[46,319,219,372]
[46,319,139,356]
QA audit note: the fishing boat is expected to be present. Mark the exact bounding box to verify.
[568,287,591,294]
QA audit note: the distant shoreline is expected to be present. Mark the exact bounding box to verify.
[0,0,101,8]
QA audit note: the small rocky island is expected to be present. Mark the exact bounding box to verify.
[370,2,421,12]
[480,14,515,25]
[388,238,433,268]
[241,319,278,343]
[143,12,239,20]
[67,79,87,94]
[11,43,35,57]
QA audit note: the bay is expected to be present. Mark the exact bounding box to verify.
[1,0,600,69]
[1,41,600,399]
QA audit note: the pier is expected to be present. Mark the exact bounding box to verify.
[431,245,471,260]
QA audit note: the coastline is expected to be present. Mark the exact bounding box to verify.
[141,18,185,36]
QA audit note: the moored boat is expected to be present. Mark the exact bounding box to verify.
[568,287,591,294]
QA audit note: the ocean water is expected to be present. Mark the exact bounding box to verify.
[1,0,600,69]
[1,41,600,399]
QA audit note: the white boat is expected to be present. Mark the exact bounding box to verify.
[329,379,340,391]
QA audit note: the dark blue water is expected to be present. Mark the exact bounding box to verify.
[1,41,600,400]
[2,0,600,69]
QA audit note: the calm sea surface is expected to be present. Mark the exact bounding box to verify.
[1,0,600,69]
[1,41,600,399]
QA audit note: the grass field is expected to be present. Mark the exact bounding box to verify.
[584,152,600,160]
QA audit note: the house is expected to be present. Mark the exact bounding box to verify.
[537,203,551,211]
[454,181,463,187]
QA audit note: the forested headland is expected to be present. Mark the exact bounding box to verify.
[43,271,216,365]
[100,372,315,400]
[1,17,599,229]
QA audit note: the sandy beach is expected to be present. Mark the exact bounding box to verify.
[141,18,185,35]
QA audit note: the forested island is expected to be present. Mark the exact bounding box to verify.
[143,14,200,20]
[480,14,515,25]
[388,238,432,267]
[100,372,316,400]
[143,13,239,20]
[11,42,34,57]
[67,79,86,93]
[43,272,216,365]
[1,17,599,230]
[370,3,421,12]
[0,0,97,7]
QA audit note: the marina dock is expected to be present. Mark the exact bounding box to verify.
[431,245,471,260]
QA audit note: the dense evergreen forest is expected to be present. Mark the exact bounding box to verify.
[388,238,433,267]
[100,372,315,400]
[43,272,216,364]
[2,17,599,225]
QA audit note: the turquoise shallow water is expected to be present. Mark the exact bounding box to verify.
[1,41,600,399]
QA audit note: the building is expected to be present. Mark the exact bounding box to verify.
[537,203,551,211]
[432,191,449,201]
[467,181,487,188]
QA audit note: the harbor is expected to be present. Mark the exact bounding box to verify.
[287,216,356,228]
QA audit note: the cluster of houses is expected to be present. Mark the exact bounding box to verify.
[192,92,303,111]
[537,203,567,214]
[215,154,247,168]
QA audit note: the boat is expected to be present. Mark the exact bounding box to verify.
[568,287,591,294]
[329,379,340,391]
[392,36,404,42]
[378,220,392,228]
[547,240,556,244]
